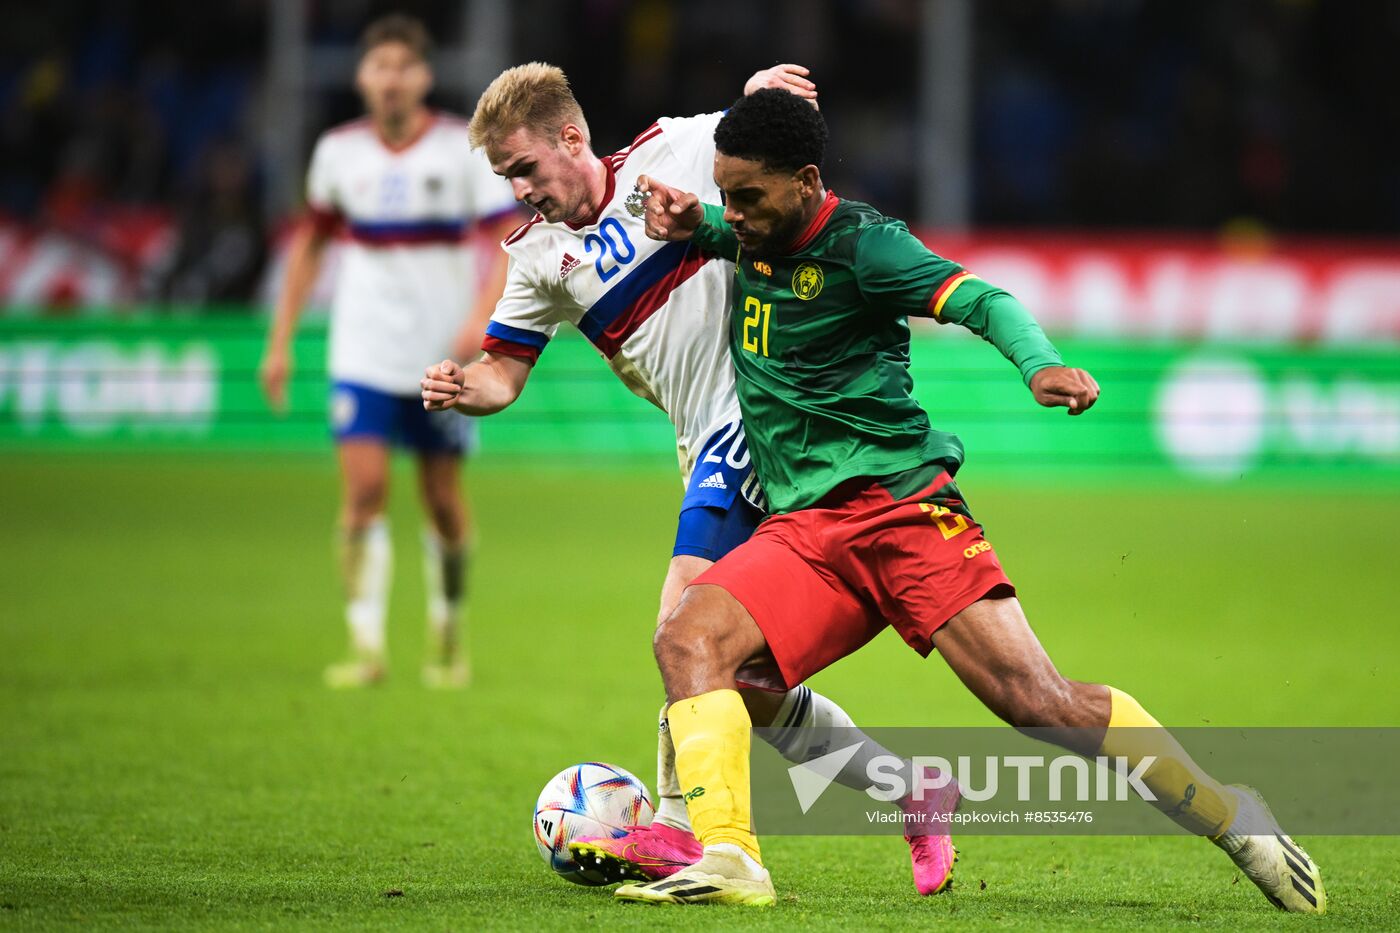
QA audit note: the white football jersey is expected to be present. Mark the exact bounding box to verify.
[306,112,518,395]
[482,112,739,483]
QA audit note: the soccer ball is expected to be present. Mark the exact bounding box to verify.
[533,762,654,884]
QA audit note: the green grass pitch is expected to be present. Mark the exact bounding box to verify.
[1,454,1397,930]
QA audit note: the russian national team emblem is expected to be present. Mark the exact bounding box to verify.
[625,184,649,218]
[792,262,824,300]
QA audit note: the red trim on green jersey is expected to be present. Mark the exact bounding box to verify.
[928,270,976,318]
[785,190,841,254]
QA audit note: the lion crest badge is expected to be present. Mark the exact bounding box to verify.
[792,262,824,301]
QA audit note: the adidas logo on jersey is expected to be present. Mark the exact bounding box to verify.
[560,252,581,278]
[698,472,728,491]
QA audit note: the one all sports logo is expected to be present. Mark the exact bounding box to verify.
[962,539,992,559]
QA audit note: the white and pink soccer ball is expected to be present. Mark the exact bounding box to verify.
[533,762,654,885]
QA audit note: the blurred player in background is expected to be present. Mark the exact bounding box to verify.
[421,63,960,897]
[260,15,520,689]
[619,89,1326,911]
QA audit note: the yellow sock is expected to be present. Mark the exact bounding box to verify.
[1099,687,1239,838]
[666,689,762,864]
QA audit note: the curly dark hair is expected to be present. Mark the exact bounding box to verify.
[715,88,828,174]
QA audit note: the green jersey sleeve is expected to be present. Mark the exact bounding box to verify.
[948,289,1065,386]
[853,221,1064,387]
[852,220,966,318]
[690,202,740,259]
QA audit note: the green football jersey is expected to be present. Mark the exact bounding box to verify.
[690,193,1062,513]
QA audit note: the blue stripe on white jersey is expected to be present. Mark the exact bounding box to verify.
[347,218,468,240]
[485,320,550,348]
[576,240,690,344]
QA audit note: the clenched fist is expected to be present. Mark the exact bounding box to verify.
[421,359,467,411]
[1030,366,1100,416]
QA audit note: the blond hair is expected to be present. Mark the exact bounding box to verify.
[470,62,590,150]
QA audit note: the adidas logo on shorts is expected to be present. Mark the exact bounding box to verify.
[698,472,728,491]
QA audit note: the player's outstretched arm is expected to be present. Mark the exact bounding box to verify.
[961,293,1100,416]
[1030,366,1100,416]
[637,175,703,242]
[421,353,532,416]
[853,221,1097,416]
[744,64,819,107]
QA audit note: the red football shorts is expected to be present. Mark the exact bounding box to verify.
[694,468,1015,690]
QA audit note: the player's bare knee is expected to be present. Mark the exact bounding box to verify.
[654,589,749,684]
[346,478,388,519]
[425,497,463,538]
[652,607,703,678]
[353,485,387,511]
[653,625,723,702]
[655,609,724,662]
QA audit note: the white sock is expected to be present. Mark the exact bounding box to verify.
[652,703,692,832]
[755,685,907,792]
[342,516,391,656]
[657,689,916,833]
[704,842,766,876]
[1215,787,1265,852]
[422,530,465,659]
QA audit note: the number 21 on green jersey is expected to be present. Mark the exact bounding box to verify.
[742,295,771,357]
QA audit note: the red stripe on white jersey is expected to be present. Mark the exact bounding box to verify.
[610,124,664,170]
[503,214,545,246]
[481,334,542,363]
[629,122,661,148]
[305,204,344,237]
